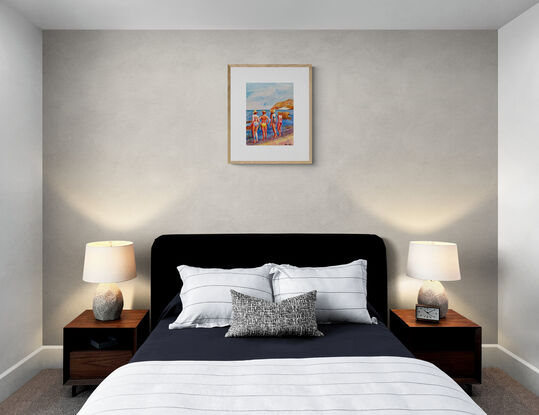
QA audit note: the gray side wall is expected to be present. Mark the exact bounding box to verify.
[499,3,539,368]
[0,2,43,372]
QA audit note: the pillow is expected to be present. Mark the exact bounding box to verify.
[225,290,323,337]
[169,264,273,329]
[270,259,372,324]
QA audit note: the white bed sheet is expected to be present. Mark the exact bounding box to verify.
[78,356,485,415]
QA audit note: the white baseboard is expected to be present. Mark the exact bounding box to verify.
[0,346,63,403]
[483,344,539,395]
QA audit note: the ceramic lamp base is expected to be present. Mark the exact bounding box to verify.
[417,280,448,318]
[93,283,123,321]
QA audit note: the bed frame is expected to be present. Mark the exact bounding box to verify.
[150,233,388,329]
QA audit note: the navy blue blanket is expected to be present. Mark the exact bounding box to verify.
[131,316,412,363]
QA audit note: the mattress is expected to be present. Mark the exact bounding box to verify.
[131,316,413,363]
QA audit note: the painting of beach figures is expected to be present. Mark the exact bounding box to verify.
[228,64,311,164]
[246,83,293,146]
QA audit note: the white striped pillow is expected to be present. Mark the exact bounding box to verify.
[270,260,372,324]
[169,264,274,329]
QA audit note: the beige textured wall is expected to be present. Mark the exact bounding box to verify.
[43,30,497,344]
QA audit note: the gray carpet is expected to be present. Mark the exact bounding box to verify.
[0,368,537,414]
[0,370,93,415]
[471,368,539,414]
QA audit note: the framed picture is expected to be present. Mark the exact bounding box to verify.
[228,64,312,164]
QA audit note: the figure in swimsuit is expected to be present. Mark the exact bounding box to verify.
[270,109,278,139]
[277,112,283,137]
[251,110,260,143]
[260,111,270,141]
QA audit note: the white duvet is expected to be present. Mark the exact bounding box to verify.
[78,356,485,415]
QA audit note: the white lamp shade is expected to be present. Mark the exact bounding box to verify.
[406,241,461,281]
[82,241,137,283]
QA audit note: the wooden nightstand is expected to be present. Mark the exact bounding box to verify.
[390,309,481,387]
[63,309,149,395]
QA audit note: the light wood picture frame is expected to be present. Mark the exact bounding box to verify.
[228,64,312,164]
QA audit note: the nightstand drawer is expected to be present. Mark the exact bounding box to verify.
[70,350,132,379]
[415,350,476,379]
[403,327,477,350]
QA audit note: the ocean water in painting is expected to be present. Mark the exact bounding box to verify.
[246,82,294,146]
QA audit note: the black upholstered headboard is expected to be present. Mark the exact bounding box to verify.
[150,234,387,329]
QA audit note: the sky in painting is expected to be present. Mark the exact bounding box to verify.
[246,82,293,110]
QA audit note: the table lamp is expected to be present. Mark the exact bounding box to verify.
[406,241,461,318]
[82,241,136,321]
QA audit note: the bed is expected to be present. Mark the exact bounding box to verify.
[78,234,485,414]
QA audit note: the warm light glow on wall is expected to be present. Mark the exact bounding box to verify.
[341,180,494,234]
[119,279,137,309]
[47,178,193,231]
[394,274,423,306]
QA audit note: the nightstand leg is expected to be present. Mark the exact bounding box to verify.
[461,384,473,396]
[72,385,78,397]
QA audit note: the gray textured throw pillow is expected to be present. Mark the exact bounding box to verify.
[225,290,324,337]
